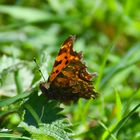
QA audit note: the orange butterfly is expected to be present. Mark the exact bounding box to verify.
[40,35,98,103]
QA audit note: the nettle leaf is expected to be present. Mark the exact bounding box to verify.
[21,90,73,140]
[23,92,64,126]
[19,119,72,140]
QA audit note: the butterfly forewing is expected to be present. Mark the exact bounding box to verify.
[48,35,76,82]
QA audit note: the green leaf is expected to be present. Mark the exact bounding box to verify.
[0,133,31,140]
[101,44,140,88]
[113,103,140,136]
[0,5,48,22]
[101,103,140,140]
[115,89,122,121]
[19,120,72,140]
[23,93,64,126]
[98,120,117,140]
[0,89,35,107]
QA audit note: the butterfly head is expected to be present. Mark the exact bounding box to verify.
[40,82,50,94]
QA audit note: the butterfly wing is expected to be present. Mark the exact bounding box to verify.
[40,35,98,103]
[48,35,81,82]
[49,58,98,102]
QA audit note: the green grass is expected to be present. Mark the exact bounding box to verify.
[0,0,140,140]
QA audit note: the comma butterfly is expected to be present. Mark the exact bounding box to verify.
[40,35,98,103]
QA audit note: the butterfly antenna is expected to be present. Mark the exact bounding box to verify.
[34,57,46,82]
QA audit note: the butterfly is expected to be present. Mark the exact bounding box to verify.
[40,35,98,103]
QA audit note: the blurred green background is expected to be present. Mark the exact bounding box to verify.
[0,0,140,140]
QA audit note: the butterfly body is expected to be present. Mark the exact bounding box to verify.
[40,35,98,103]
